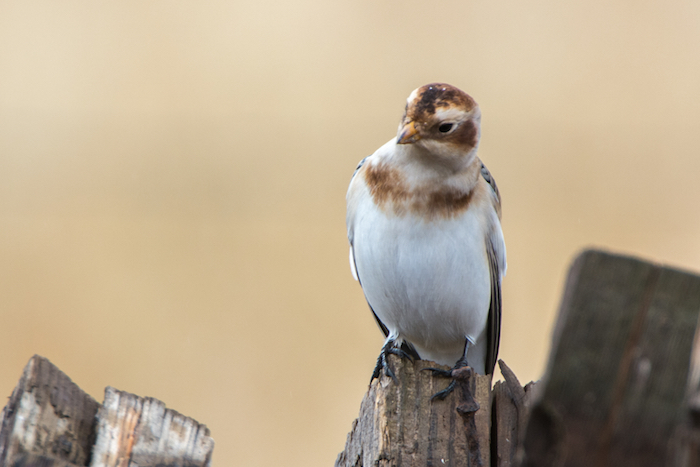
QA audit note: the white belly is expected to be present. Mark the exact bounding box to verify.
[352,201,491,368]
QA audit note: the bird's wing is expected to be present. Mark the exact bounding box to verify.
[347,156,369,281]
[485,236,502,374]
[480,161,507,275]
[345,156,370,256]
[351,155,370,181]
[480,162,502,219]
[481,162,505,374]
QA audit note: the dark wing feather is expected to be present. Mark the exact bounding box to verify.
[485,237,502,374]
[480,160,503,374]
[351,156,369,181]
[480,162,502,218]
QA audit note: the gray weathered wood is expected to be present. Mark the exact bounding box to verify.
[522,249,700,467]
[335,354,493,467]
[89,387,214,467]
[0,356,215,467]
[0,355,100,467]
[493,361,539,467]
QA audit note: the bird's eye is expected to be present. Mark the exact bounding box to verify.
[438,123,454,133]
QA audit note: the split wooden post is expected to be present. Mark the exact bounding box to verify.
[335,356,537,466]
[335,356,494,466]
[0,355,214,467]
[90,387,214,467]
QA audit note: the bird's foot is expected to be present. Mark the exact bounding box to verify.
[424,359,473,401]
[371,340,415,384]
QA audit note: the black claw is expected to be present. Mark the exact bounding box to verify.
[430,380,457,401]
[371,359,382,382]
[422,367,453,378]
[370,351,398,385]
[370,352,385,383]
[388,346,415,362]
[370,339,413,385]
[384,361,398,384]
[425,354,471,401]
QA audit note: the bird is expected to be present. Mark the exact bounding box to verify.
[345,83,506,398]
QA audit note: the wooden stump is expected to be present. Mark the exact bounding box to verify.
[90,387,214,467]
[492,362,540,467]
[0,356,214,467]
[522,249,700,467]
[0,355,100,467]
[335,355,538,467]
[335,355,492,466]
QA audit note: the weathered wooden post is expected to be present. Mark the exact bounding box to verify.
[0,355,214,467]
[0,355,100,467]
[334,353,538,466]
[522,250,700,466]
[335,356,492,466]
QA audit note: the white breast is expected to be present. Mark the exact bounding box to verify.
[351,188,492,369]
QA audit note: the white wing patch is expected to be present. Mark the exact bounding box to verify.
[349,246,359,281]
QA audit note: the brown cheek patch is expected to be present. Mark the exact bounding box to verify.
[363,163,475,220]
[447,119,478,148]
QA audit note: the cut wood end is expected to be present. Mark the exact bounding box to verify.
[90,386,214,467]
[0,356,215,467]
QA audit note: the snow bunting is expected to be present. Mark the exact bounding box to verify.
[346,83,506,396]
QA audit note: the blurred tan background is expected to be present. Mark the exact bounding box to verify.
[1,0,699,465]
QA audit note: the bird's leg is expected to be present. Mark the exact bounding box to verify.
[371,338,415,384]
[424,339,472,401]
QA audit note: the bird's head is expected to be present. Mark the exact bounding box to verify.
[396,83,481,168]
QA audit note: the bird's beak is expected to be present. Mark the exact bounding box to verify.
[397,121,421,144]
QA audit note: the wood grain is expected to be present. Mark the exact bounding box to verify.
[89,387,214,467]
[522,249,700,467]
[335,355,493,467]
[0,355,99,467]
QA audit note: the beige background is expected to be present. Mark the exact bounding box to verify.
[1,1,699,465]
